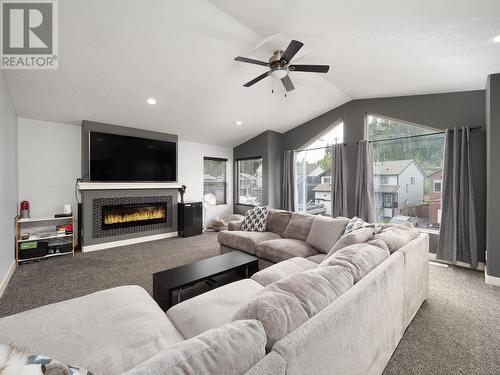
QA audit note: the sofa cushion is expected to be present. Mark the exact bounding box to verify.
[241,206,269,232]
[326,227,375,258]
[266,209,293,236]
[167,279,264,339]
[266,265,354,318]
[217,231,281,254]
[256,239,319,263]
[320,240,390,282]
[282,212,315,241]
[124,320,266,375]
[306,253,326,264]
[306,216,350,253]
[231,291,308,351]
[0,286,184,375]
[251,257,318,287]
[374,223,419,253]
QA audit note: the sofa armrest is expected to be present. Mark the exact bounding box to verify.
[228,220,243,231]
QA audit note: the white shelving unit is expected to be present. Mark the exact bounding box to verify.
[15,215,75,266]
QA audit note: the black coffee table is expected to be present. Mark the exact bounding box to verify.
[153,251,258,311]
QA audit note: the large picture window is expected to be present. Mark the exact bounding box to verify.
[203,157,227,205]
[237,158,263,206]
[367,114,445,231]
[295,122,344,216]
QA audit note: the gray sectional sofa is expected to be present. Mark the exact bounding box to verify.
[0,212,429,375]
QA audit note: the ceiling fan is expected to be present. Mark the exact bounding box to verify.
[234,40,329,92]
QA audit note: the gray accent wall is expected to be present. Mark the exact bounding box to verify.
[486,74,500,278]
[0,71,18,290]
[81,120,178,181]
[234,90,487,262]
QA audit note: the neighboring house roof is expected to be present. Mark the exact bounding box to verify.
[373,159,425,176]
[313,183,331,192]
[426,168,443,178]
[308,165,326,177]
[375,185,399,193]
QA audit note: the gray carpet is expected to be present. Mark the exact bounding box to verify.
[1,233,499,374]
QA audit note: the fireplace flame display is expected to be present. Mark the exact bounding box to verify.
[102,203,168,229]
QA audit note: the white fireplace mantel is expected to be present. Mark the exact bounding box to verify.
[77,182,184,191]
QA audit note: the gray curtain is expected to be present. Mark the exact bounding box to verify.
[437,127,478,268]
[282,150,296,211]
[331,144,347,217]
[355,140,374,222]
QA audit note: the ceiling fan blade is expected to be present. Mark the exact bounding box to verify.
[281,40,304,63]
[281,75,295,92]
[289,64,330,73]
[243,71,270,87]
[234,56,269,67]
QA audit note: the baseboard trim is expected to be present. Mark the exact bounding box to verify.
[485,268,500,287]
[82,232,178,252]
[0,260,16,298]
[428,253,485,271]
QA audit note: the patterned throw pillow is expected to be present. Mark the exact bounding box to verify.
[0,343,93,375]
[344,216,374,235]
[241,206,269,232]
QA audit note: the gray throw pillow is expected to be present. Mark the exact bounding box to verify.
[344,216,375,234]
[241,206,269,232]
[306,216,350,253]
[266,209,292,236]
[231,291,308,351]
[124,320,266,375]
[326,227,375,258]
[374,223,419,253]
[319,240,390,282]
[266,265,354,318]
[282,212,315,241]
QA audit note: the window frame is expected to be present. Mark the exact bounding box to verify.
[236,156,263,206]
[203,156,228,205]
[434,180,442,193]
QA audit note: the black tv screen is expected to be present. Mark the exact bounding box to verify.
[89,131,176,182]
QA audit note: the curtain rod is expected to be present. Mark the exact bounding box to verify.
[358,125,482,144]
[290,143,347,153]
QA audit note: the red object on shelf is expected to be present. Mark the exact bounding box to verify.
[20,201,30,218]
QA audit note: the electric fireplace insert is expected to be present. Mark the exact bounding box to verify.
[101,202,168,230]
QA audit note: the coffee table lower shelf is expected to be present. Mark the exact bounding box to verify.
[153,251,258,311]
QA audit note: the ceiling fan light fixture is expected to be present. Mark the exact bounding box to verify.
[270,68,288,79]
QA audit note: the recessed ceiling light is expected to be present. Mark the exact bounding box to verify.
[146,98,157,105]
[236,121,243,126]
[492,35,500,43]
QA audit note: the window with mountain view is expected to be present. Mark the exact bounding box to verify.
[295,122,344,217]
[237,158,263,206]
[367,114,445,232]
[203,157,227,204]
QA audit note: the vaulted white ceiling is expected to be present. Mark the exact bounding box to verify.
[5,0,500,146]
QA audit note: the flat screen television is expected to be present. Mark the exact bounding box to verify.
[89,131,177,182]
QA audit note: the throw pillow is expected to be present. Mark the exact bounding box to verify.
[282,212,315,241]
[344,216,375,234]
[374,223,419,253]
[266,209,293,236]
[319,241,390,282]
[241,206,269,232]
[123,320,266,375]
[0,343,93,375]
[231,291,308,351]
[306,216,350,253]
[325,227,375,258]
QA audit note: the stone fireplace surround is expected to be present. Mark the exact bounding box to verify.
[79,183,181,252]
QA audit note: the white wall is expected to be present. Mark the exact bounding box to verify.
[17,120,233,228]
[17,118,81,217]
[0,72,18,295]
[178,140,233,225]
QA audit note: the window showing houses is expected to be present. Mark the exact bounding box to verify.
[367,114,445,231]
[295,121,344,217]
[237,158,263,206]
[203,157,227,205]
